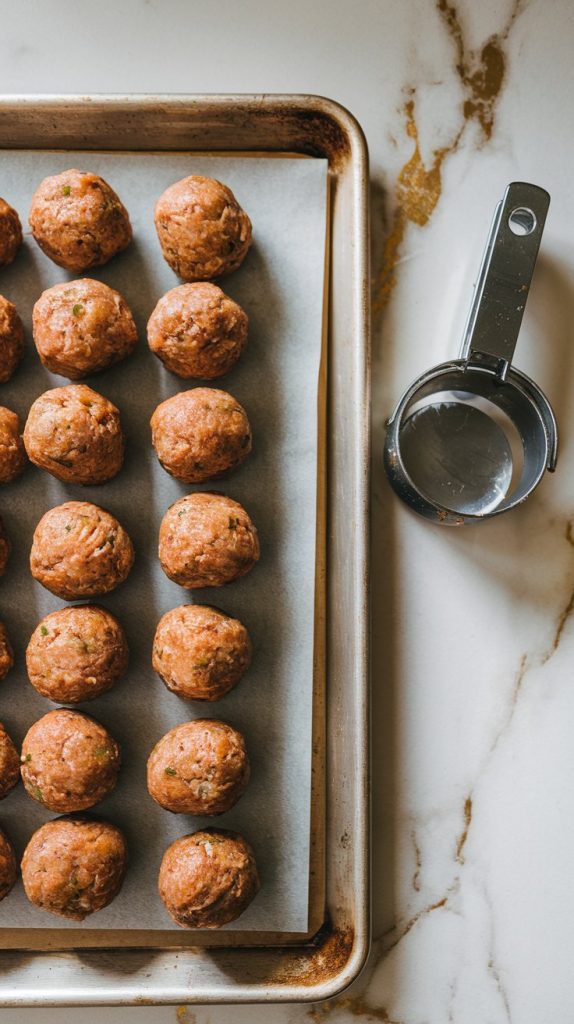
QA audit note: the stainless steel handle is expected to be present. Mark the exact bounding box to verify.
[459,181,550,380]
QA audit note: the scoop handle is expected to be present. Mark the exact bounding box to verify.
[459,182,550,380]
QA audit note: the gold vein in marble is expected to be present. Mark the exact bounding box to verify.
[546,587,574,659]
[361,510,572,1013]
[542,519,574,661]
[411,829,422,891]
[308,994,402,1023]
[367,514,574,1006]
[487,954,512,1021]
[382,894,450,953]
[447,979,458,1024]
[374,0,524,312]
[437,0,524,139]
[511,652,528,703]
[376,799,473,953]
[454,796,473,864]
[486,652,528,762]
[374,97,461,312]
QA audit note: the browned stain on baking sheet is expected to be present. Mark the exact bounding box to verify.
[269,104,352,167]
[273,926,354,987]
[175,1008,196,1024]
[374,0,523,312]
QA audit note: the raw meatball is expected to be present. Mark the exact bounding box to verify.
[158,829,259,928]
[0,722,19,798]
[153,604,251,701]
[0,407,26,483]
[32,278,138,379]
[29,169,131,271]
[147,282,248,380]
[0,622,13,680]
[0,515,9,576]
[154,176,252,281]
[21,708,121,812]
[0,829,17,901]
[0,295,24,383]
[21,817,127,920]
[159,492,259,589]
[0,199,22,268]
[151,388,252,484]
[26,605,129,704]
[24,385,124,485]
[147,719,250,815]
[30,500,134,600]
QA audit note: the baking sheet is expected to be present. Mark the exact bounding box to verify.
[0,153,328,933]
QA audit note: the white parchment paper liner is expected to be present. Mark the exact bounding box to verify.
[0,153,327,932]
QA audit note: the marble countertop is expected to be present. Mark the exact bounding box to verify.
[2,0,573,1021]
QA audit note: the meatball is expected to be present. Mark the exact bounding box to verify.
[21,709,121,812]
[159,492,259,589]
[0,722,19,798]
[0,295,24,383]
[154,176,252,281]
[159,829,259,928]
[151,388,252,484]
[21,817,127,920]
[0,622,13,680]
[0,198,22,269]
[32,278,138,379]
[147,282,248,380]
[0,514,9,576]
[0,407,26,483]
[30,501,134,600]
[27,605,129,704]
[153,604,251,701]
[147,719,249,815]
[0,829,17,901]
[29,169,131,271]
[24,385,124,485]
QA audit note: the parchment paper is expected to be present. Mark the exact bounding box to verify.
[0,153,328,932]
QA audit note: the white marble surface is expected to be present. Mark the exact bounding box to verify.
[2,0,574,1020]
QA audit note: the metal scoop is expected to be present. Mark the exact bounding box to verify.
[384,182,556,525]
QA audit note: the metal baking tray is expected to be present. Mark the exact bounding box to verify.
[0,94,370,1006]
